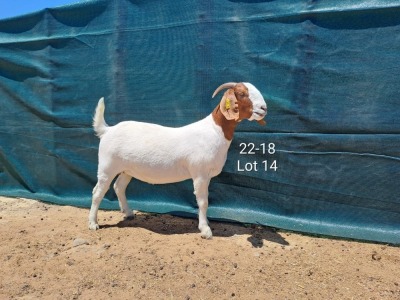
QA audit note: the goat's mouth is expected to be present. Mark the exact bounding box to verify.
[253,111,267,120]
[253,110,267,126]
[254,105,267,119]
[254,111,265,117]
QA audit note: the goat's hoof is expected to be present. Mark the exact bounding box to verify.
[200,227,213,239]
[124,214,135,221]
[88,222,99,230]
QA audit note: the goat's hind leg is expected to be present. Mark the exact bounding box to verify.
[114,172,134,220]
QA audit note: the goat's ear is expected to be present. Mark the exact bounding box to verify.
[219,89,239,120]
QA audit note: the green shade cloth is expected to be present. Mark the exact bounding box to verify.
[0,0,399,244]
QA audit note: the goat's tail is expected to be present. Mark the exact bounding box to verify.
[93,97,109,138]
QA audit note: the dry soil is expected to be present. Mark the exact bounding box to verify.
[0,196,399,300]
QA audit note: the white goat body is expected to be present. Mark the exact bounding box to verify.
[89,82,267,239]
[95,112,230,184]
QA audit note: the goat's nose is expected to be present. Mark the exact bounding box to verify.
[261,105,267,112]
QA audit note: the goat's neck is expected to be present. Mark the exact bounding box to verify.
[211,105,238,141]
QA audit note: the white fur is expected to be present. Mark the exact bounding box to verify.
[88,83,267,239]
[244,82,267,121]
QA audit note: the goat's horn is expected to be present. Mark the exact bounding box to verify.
[212,82,237,98]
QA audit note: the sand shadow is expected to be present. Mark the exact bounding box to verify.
[100,212,289,247]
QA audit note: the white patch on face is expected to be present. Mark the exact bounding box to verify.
[243,82,267,121]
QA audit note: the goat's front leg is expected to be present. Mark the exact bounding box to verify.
[193,176,212,239]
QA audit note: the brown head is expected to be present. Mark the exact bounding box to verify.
[212,82,267,140]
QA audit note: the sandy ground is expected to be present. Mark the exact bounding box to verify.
[0,196,399,300]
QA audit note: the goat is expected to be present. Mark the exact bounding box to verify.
[88,82,267,239]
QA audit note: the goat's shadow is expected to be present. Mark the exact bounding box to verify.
[101,212,289,247]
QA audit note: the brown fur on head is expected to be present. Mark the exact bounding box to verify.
[212,82,267,140]
[231,83,254,121]
[213,82,254,122]
[219,88,239,121]
[212,83,255,140]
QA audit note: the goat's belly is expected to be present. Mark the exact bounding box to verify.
[124,165,191,185]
